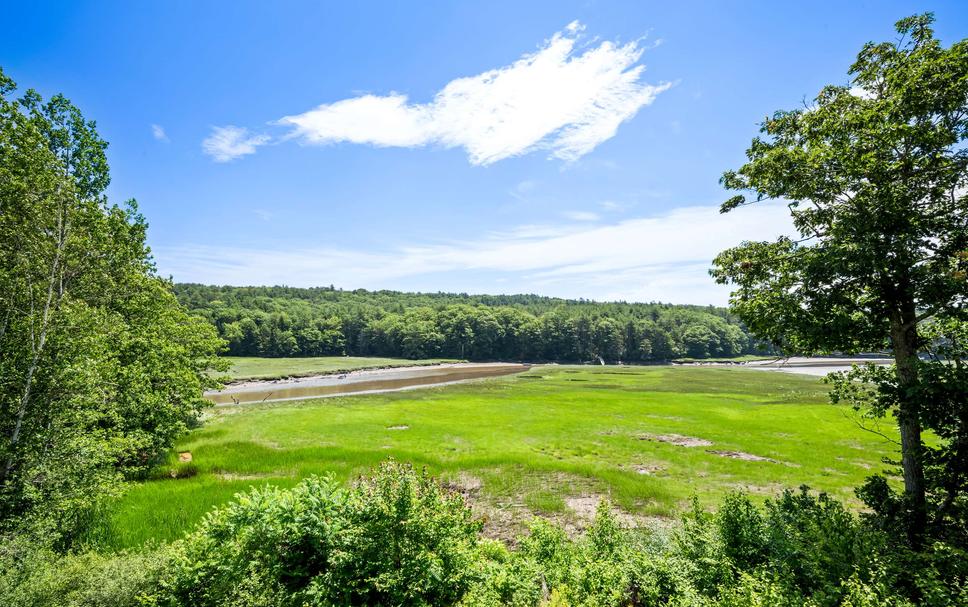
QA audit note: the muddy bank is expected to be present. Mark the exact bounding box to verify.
[206,362,530,405]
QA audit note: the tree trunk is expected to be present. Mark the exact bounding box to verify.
[2,198,66,485]
[890,306,927,547]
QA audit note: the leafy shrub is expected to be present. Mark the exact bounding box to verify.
[675,487,890,607]
[469,502,697,607]
[158,460,482,607]
[4,463,964,607]
[0,536,170,607]
[760,487,879,602]
[716,492,767,572]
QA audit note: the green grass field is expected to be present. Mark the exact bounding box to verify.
[671,355,779,363]
[93,365,898,550]
[222,356,458,380]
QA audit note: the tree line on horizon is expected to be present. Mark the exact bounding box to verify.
[174,283,771,361]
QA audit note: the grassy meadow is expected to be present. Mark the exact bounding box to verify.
[92,364,899,550]
[222,355,458,381]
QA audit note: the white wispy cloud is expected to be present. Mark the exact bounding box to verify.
[562,210,600,222]
[599,200,630,212]
[509,179,538,202]
[156,203,794,304]
[273,21,670,165]
[202,126,270,162]
[151,124,169,142]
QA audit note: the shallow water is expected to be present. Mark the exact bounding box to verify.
[742,357,892,377]
[206,363,530,405]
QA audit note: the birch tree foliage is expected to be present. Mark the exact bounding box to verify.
[0,68,224,545]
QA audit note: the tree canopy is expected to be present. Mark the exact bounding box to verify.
[174,283,767,362]
[712,14,968,546]
[0,69,224,545]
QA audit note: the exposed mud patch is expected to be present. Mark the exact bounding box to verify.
[635,465,663,475]
[639,433,712,447]
[565,496,605,520]
[727,482,785,495]
[442,473,483,498]
[460,491,674,544]
[474,502,534,545]
[215,472,276,481]
[706,449,777,463]
[210,363,530,405]
[564,494,674,534]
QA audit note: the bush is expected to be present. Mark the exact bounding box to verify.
[4,464,963,607]
[158,460,482,607]
[0,536,170,607]
[673,487,890,606]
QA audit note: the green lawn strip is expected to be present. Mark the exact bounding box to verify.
[670,354,780,363]
[93,366,898,550]
[220,356,459,381]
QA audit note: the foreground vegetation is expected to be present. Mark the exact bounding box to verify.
[5,462,965,606]
[0,69,223,547]
[223,356,457,381]
[91,366,895,549]
[713,12,968,547]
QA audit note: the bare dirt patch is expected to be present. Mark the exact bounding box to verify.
[442,473,484,498]
[178,451,192,462]
[565,495,605,520]
[706,449,777,463]
[474,502,535,544]
[639,433,712,447]
[634,465,663,475]
[214,472,276,481]
[727,482,785,495]
[564,494,675,535]
[444,470,678,543]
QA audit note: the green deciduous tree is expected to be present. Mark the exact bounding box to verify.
[712,14,968,546]
[173,283,765,362]
[0,68,224,545]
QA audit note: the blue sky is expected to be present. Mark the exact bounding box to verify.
[4,1,966,304]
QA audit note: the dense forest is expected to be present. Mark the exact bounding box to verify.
[175,284,772,361]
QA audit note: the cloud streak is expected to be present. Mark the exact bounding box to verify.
[205,22,669,165]
[156,203,793,304]
[562,210,600,222]
[151,124,169,142]
[202,126,270,162]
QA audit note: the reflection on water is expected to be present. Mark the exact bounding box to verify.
[206,364,529,405]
